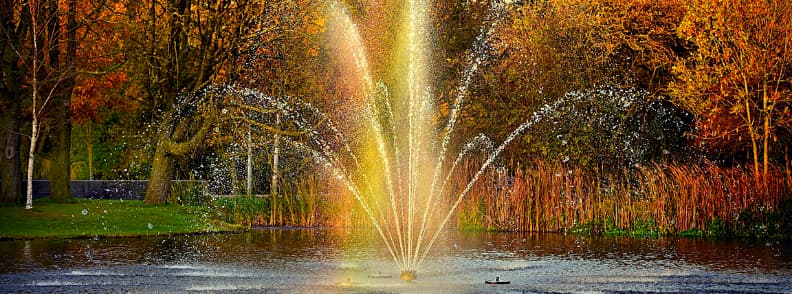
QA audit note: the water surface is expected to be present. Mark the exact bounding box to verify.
[1,228,790,293]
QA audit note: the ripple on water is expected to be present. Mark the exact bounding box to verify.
[66,270,125,276]
[29,280,88,286]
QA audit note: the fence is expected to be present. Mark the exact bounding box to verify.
[8,180,206,200]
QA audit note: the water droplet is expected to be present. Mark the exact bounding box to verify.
[81,209,88,216]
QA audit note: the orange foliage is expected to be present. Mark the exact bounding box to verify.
[670,0,792,180]
[68,0,137,124]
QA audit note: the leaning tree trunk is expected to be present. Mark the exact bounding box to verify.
[144,146,176,205]
[144,113,213,205]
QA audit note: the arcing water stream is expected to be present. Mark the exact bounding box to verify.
[316,0,531,279]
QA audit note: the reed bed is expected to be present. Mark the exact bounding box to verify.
[455,160,791,235]
[211,174,347,227]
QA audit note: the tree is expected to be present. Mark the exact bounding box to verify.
[47,0,80,203]
[670,0,792,184]
[12,0,79,208]
[1,0,120,205]
[453,0,694,169]
[69,1,136,181]
[123,0,256,204]
[123,0,325,204]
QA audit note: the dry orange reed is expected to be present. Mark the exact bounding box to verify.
[455,160,790,233]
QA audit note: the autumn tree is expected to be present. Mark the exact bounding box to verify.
[458,0,692,169]
[1,0,123,205]
[590,0,689,93]
[69,0,135,181]
[122,0,327,204]
[2,0,81,207]
[670,0,792,184]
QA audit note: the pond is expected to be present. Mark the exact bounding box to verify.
[1,228,790,293]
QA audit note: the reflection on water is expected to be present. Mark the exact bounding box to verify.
[452,232,792,273]
[0,228,790,293]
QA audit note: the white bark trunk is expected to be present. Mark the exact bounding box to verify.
[247,127,252,196]
[26,2,38,210]
[270,112,280,225]
[271,113,280,198]
[25,119,36,210]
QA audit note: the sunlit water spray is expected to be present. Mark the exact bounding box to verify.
[218,72,572,281]
[318,0,525,281]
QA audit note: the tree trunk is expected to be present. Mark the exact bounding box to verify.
[786,146,791,190]
[0,0,23,204]
[269,113,280,225]
[49,91,72,202]
[26,0,39,210]
[745,100,761,183]
[143,106,216,204]
[26,114,37,210]
[144,146,176,205]
[246,127,252,196]
[229,156,239,194]
[0,95,21,203]
[761,83,769,187]
[49,0,76,202]
[87,122,93,180]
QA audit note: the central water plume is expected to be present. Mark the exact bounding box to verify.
[321,0,511,280]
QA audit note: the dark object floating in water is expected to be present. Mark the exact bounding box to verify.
[485,276,510,285]
[368,272,393,278]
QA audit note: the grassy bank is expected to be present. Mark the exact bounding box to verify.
[0,198,241,239]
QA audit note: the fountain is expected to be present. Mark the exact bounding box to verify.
[312,0,526,281]
[278,0,574,281]
[306,0,566,281]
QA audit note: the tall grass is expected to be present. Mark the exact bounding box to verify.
[210,174,348,227]
[278,175,323,226]
[212,196,270,226]
[456,160,791,237]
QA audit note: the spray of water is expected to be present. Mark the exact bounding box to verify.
[315,0,551,280]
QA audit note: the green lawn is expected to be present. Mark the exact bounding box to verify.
[0,198,241,239]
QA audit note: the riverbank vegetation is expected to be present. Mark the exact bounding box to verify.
[455,160,791,239]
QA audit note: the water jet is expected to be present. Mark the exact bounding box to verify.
[400,270,416,282]
[318,0,512,280]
